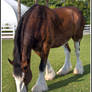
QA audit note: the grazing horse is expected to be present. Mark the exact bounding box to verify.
[8,4,85,92]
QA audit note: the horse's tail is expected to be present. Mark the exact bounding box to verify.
[78,10,85,40]
[72,8,85,41]
[80,10,85,30]
[79,10,85,38]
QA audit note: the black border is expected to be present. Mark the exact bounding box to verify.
[90,0,92,92]
[0,0,1,91]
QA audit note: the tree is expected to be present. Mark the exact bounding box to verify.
[18,0,21,23]
[20,0,90,24]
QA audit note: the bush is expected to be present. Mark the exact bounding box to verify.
[19,0,90,24]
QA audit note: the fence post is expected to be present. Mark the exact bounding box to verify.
[13,25,15,39]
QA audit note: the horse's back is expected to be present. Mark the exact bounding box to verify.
[53,6,85,41]
[54,6,84,25]
[16,5,85,50]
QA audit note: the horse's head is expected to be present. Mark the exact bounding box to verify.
[8,58,32,92]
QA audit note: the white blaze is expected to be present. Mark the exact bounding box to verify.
[13,73,27,92]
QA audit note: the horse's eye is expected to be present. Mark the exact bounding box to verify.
[24,66,27,70]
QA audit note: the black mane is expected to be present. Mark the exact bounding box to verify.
[13,4,38,65]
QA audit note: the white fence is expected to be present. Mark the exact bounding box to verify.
[1,25,15,39]
[83,24,91,35]
[1,24,90,39]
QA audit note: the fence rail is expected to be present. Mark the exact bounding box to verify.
[1,24,90,39]
[83,24,90,35]
[1,25,15,39]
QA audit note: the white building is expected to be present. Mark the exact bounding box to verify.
[1,0,29,27]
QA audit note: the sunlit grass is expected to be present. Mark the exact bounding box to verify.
[2,35,90,92]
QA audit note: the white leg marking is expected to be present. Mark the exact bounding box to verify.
[31,72,48,92]
[13,73,27,92]
[73,42,84,74]
[45,60,55,80]
[57,46,72,75]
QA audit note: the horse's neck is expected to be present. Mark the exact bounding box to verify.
[21,47,31,64]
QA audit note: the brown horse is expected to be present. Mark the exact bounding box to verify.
[8,4,85,92]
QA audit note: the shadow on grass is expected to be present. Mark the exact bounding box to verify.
[48,64,90,91]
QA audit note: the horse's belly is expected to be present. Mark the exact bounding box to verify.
[51,37,70,48]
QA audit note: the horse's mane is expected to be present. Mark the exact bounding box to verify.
[13,4,38,64]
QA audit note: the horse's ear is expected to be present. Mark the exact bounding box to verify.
[8,58,14,65]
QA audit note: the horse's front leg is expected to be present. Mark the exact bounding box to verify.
[32,43,50,92]
[33,50,55,81]
[45,60,55,80]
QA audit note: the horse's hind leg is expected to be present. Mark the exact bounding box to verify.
[73,41,84,74]
[57,43,72,75]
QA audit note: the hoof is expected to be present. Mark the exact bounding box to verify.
[73,67,84,74]
[31,83,48,92]
[56,68,71,75]
[73,68,79,74]
[57,69,70,75]
[73,68,83,74]
[45,71,55,80]
[73,62,84,74]
[57,63,72,75]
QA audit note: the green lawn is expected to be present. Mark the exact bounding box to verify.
[2,35,90,92]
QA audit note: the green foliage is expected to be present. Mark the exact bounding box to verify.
[20,0,90,24]
[63,0,90,24]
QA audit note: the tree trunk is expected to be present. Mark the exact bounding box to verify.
[18,0,21,23]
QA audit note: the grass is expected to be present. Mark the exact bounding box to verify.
[2,35,90,92]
